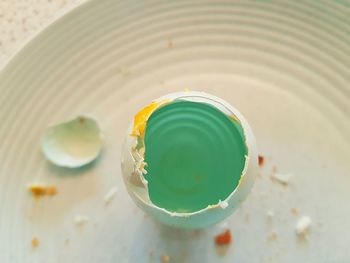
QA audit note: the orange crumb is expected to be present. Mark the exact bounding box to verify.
[161,254,170,263]
[29,185,47,196]
[258,155,264,166]
[29,184,57,197]
[31,237,39,248]
[215,229,232,245]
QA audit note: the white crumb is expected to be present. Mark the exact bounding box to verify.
[75,215,90,226]
[271,173,292,185]
[219,200,229,209]
[267,210,274,220]
[296,216,312,237]
[104,187,118,205]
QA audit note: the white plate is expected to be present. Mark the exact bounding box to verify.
[1,1,350,262]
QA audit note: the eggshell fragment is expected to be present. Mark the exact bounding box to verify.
[41,116,102,168]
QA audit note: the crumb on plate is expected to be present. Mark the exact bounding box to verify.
[267,210,274,220]
[28,184,57,197]
[31,237,39,248]
[161,254,170,263]
[215,229,232,245]
[258,155,264,166]
[291,207,299,215]
[296,216,312,237]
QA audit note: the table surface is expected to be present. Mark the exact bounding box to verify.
[0,0,86,70]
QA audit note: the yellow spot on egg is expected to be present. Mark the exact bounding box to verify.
[131,100,170,137]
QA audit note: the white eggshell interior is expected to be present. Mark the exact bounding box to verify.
[41,116,102,168]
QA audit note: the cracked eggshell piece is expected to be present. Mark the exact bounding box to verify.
[121,91,258,228]
[41,116,103,168]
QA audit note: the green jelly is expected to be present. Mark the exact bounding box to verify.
[143,100,247,213]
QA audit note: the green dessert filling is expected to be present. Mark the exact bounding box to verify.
[143,100,247,213]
